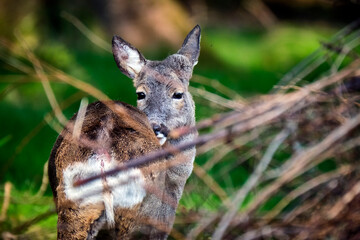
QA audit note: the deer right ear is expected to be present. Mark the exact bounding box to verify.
[112,36,146,79]
[178,25,201,67]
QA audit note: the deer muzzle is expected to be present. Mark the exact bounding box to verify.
[152,123,170,146]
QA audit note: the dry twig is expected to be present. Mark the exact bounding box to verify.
[0,182,12,222]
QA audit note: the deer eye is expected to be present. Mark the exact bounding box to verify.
[136,92,146,100]
[172,92,184,100]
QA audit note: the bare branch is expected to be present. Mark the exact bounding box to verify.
[212,129,290,240]
[327,180,360,220]
[14,31,68,126]
[0,182,12,222]
[265,165,353,220]
[61,11,111,53]
[245,112,360,217]
[36,161,49,197]
[72,98,89,140]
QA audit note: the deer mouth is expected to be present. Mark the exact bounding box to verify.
[156,133,167,146]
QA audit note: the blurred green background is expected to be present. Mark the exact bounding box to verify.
[0,0,359,238]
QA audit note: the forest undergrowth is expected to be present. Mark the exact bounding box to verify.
[1,17,360,240]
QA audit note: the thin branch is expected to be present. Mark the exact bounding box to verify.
[244,112,360,217]
[202,146,233,171]
[12,209,56,234]
[193,163,229,203]
[36,161,49,197]
[192,74,247,103]
[190,86,244,110]
[235,226,303,240]
[264,165,353,220]
[44,114,63,134]
[61,12,111,52]
[212,129,290,240]
[0,182,12,222]
[283,182,336,223]
[1,92,85,179]
[72,98,89,140]
[327,180,360,220]
[272,18,360,93]
[186,213,219,240]
[14,31,68,126]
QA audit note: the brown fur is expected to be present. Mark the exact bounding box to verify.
[49,101,163,239]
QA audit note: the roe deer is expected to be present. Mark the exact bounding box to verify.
[48,25,201,239]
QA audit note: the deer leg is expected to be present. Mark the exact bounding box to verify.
[57,204,105,240]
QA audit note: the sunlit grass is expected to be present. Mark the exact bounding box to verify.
[0,184,56,239]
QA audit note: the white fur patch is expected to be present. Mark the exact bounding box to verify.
[63,153,146,222]
[156,133,167,146]
[103,192,115,227]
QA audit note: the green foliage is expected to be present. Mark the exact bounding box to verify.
[198,25,332,93]
[0,135,11,147]
[0,184,56,239]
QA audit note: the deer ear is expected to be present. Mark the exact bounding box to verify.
[178,25,201,67]
[112,36,146,79]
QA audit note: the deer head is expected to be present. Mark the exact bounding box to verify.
[112,25,201,145]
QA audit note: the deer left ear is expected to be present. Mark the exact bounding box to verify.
[178,25,201,67]
[112,36,147,79]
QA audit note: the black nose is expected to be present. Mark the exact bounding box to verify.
[151,123,170,137]
[152,124,162,134]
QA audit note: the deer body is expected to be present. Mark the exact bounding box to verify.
[48,25,201,239]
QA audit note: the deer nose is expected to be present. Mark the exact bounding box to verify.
[152,124,162,135]
[151,123,169,137]
[151,123,169,146]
